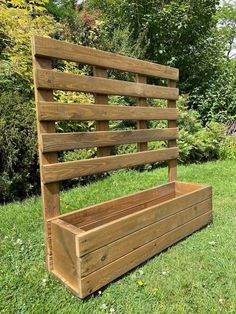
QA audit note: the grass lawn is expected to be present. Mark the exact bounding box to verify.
[0,159,236,313]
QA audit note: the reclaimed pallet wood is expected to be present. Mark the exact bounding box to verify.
[32,35,213,298]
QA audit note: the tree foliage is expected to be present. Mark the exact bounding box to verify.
[217,0,236,59]
[0,0,60,82]
[90,0,222,93]
[0,0,235,202]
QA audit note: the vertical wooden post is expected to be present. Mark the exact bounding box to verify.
[32,37,60,270]
[93,66,110,157]
[167,79,177,181]
[136,74,148,151]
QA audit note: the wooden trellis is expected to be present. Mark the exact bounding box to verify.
[32,36,212,298]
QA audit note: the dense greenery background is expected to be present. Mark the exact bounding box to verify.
[0,0,236,202]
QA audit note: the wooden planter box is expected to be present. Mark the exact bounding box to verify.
[32,36,213,298]
[48,181,212,298]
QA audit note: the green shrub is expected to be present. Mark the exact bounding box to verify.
[109,97,231,165]
[187,63,236,123]
[219,136,236,160]
[178,122,226,163]
[0,91,38,202]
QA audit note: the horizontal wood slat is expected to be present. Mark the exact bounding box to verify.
[48,182,176,226]
[38,102,179,121]
[35,69,179,100]
[80,198,211,276]
[41,128,178,152]
[42,147,179,183]
[80,193,176,232]
[33,36,179,80]
[79,212,212,296]
[77,185,211,256]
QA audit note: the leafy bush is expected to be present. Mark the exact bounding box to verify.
[178,122,226,163]
[0,91,38,202]
[219,136,236,160]
[109,97,232,165]
[176,97,226,162]
[187,62,236,123]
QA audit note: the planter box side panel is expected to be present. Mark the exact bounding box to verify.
[50,219,82,295]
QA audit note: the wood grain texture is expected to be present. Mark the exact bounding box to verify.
[32,42,60,221]
[79,211,212,297]
[41,128,179,152]
[77,185,212,256]
[42,147,179,183]
[167,79,177,181]
[48,182,176,227]
[80,193,175,232]
[38,102,179,121]
[80,198,211,276]
[93,66,110,157]
[35,69,179,100]
[33,35,179,80]
[51,219,83,290]
[136,74,148,151]
[51,269,81,298]
[32,36,214,300]
[32,37,60,270]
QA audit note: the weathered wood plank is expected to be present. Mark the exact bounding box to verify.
[35,69,179,100]
[79,212,212,297]
[33,35,179,80]
[42,147,179,183]
[41,128,178,152]
[80,198,211,276]
[38,102,179,121]
[76,185,212,256]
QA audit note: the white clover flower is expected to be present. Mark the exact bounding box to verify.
[98,290,102,295]
[16,239,23,245]
[161,271,167,276]
[138,270,144,275]
[100,304,108,310]
[42,279,48,286]
[110,308,115,314]
[219,298,225,305]
[209,241,216,246]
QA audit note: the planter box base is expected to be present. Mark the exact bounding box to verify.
[47,181,212,298]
